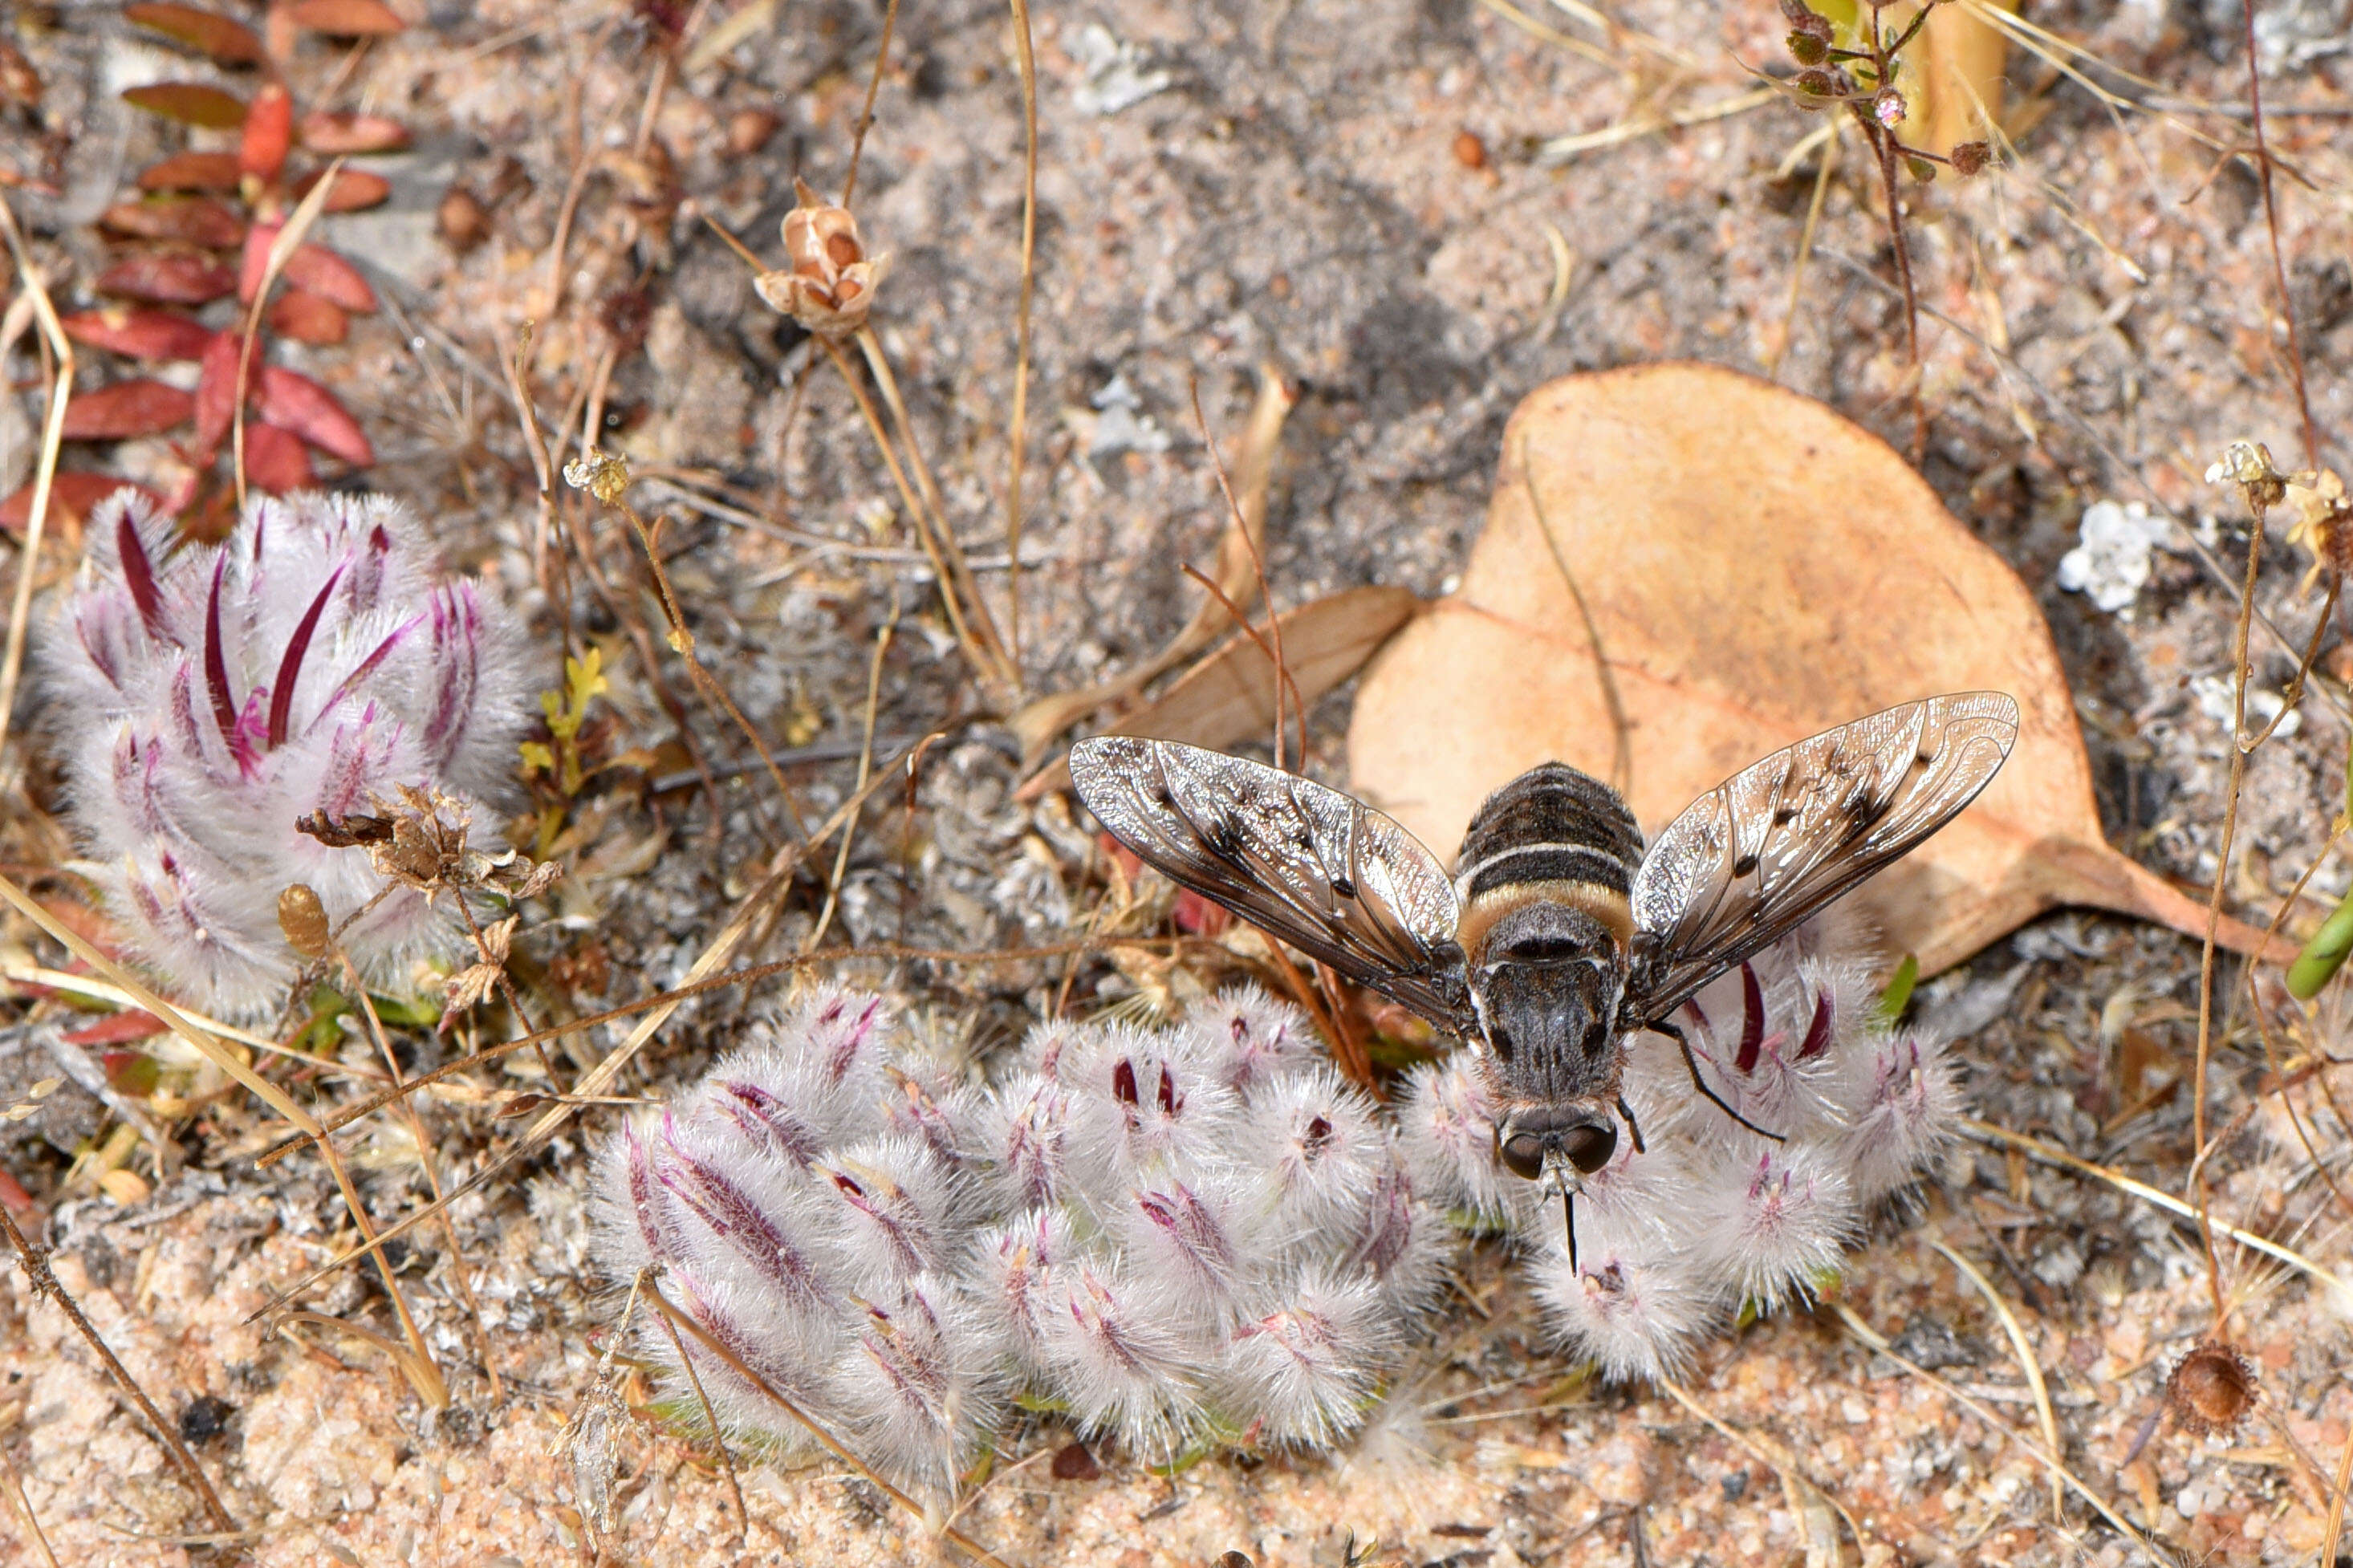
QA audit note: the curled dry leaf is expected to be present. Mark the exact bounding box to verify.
[1012,366,1298,766]
[1022,584,1421,801]
[1348,364,2283,976]
[59,309,216,361]
[59,379,195,441]
[96,252,238,304]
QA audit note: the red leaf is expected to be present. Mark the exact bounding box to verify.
[292,167,389,212]
[120,81,248,129]
[1171,888,1233,937]
[298,111,408,153]
[239,82,292,183]
[237,221,272,303]
[124,3,266,65]
[61,380,197,441]
[266,289,348,345]
[0,473,162,534]
[65,1011,168,1047]
[195,330,250,454]
[284,0,406,34]
[59,308,215,361]
[101,196,246,248]
[137,150,242,191]
[242,421,316,493]
[96,251,238,304]
[257,365,372,465]
[100,1049,164,1095]
[285,245,376,311]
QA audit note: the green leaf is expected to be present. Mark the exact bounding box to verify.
[2287,894,2353,1001]
[1876,952,1920,1022]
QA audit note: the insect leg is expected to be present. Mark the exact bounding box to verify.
[1615,1095,1646,1155]
[1650,1018,1786,1143]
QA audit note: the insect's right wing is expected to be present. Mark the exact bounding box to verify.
[1068,737,1473,1031]
[1626,692,2019,1021]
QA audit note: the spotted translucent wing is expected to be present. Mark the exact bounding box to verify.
[1069,737,1473,1030]
[1627,693,2019,1021]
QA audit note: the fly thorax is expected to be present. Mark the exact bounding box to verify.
[1466,902,1627,1104]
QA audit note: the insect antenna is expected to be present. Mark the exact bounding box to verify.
[1651,1018,1786,1144]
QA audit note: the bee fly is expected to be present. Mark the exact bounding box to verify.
[1069,693,2018,1266]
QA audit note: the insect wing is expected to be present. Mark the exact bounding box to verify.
[1069,737,1470,1027]
[1626,692,2019,1019]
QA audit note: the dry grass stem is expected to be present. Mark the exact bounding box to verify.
[1930,1240,2064,1523]
[0,1453,59,1568]
[840,0,904,207]
[1831,1304,2157,1552]
[1961,1120,2353,1300]
[0,196,71,768]
[1524,447,1631,795]
[232,155,344,512]
[1766,120,1839,382]
[1004,0,1040,664]
[1656,1376,1860,1567]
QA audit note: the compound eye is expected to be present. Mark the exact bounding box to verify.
[1563,1122,1619,1175]
[1498,1133,1545,1180]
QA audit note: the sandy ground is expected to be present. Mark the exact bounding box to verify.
[4,0,2353,1562]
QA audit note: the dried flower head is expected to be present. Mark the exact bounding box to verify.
[2166,1339,2254,1436]
[41,490,531,1018]
[1949,140,1990,177]
[2283,467,2351,593]
[754,178,890,339]
[2205,440,2287,512]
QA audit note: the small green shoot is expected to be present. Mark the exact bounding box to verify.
[1877,952,1920,1021]
[2287,739,2353,1001]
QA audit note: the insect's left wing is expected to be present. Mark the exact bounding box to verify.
[1069,737,1472,1031]
[1626,692,2019,1021]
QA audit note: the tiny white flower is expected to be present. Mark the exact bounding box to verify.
[2056,499,2167,614]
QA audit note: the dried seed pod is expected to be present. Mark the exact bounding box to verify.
[1949,140,1990,177]
[753,177,890,339]
[2166,1340,2254,1436]
[277,884,329,957]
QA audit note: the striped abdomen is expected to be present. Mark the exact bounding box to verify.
[1452,763,1644,962]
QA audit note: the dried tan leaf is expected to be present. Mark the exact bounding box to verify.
[1010,366,1296,766]
[1348,364,2282,977]
[1022,585,1420,801]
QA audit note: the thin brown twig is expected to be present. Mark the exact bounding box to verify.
[2241,0,2319,469]
[640,1271,747,1543]
[1766,120,1839,383]
[1003,0,1040,666]
[1523,440,1631,796]
[232,156,344,514]
[808,603,896,950]
[2193,483,2271,1326]
[1189,380,1302,770]
[840,0,904,208]
[0,1199,238,1533]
